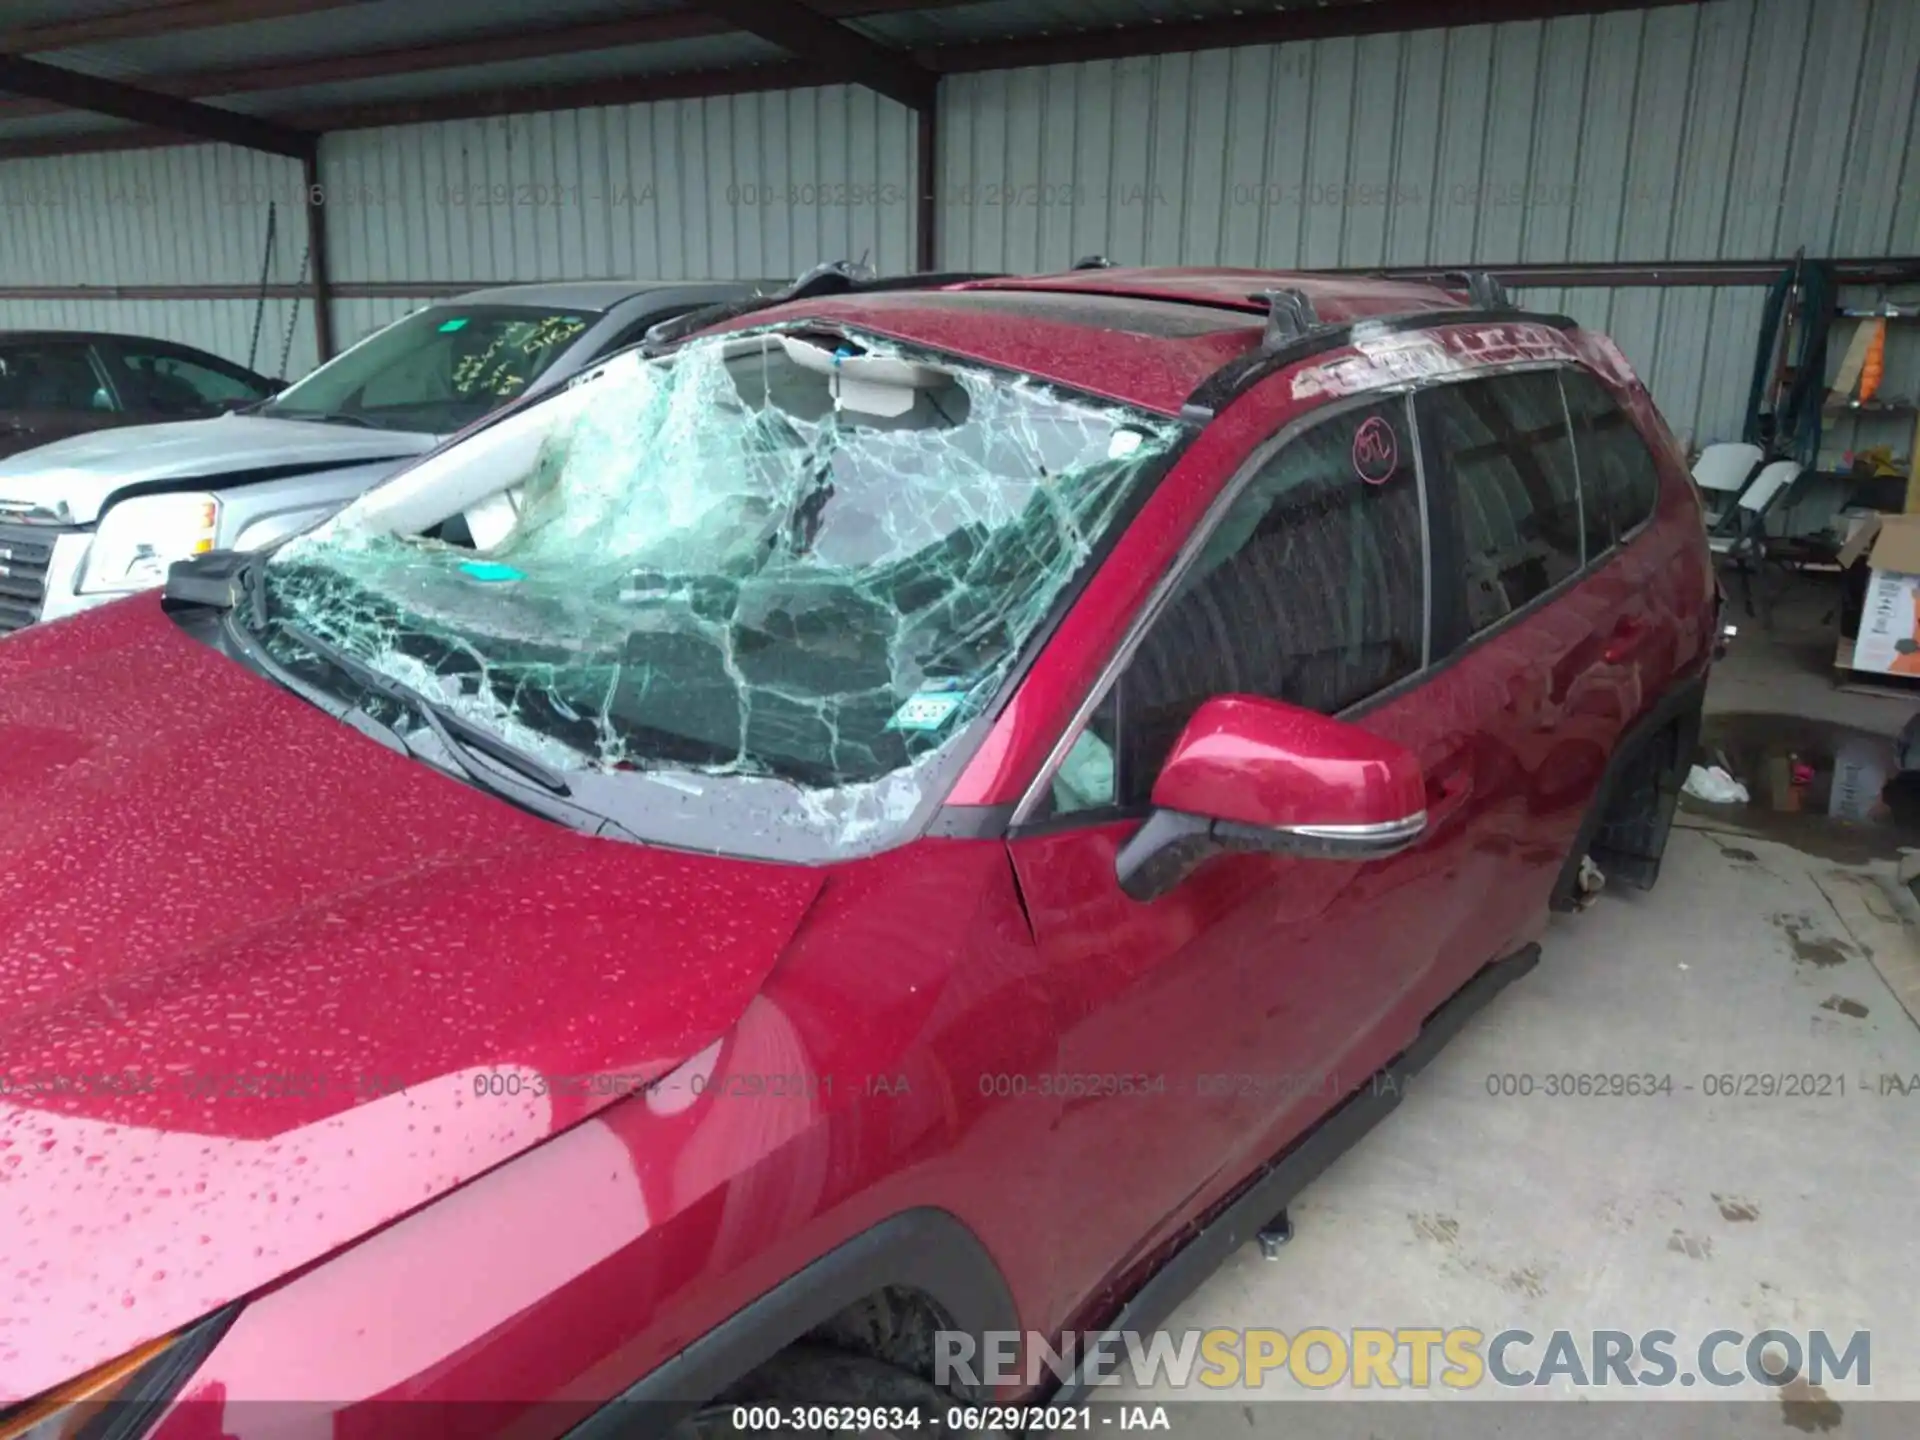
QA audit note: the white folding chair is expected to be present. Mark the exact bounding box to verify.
[1692,441,1765,532]
[1708,459,1803,627]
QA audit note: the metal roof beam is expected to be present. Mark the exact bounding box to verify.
[918,0,1698,72]
[0,61,836,156]
[0,0,368,54]
[279,60,834,133]
[0,1,977,124]
[0,12,718,124]
[0,53,314,157]
[688,0,935,111]
[0,0,1700,156]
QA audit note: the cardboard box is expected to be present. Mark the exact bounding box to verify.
[1839,513,1920,674]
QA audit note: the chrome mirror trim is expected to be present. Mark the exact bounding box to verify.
[1260,811,1427,860]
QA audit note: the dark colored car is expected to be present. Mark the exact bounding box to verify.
[0,266,1715,1436]
[0,331,278,458]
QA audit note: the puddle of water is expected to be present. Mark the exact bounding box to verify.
[1686,712,1920,862]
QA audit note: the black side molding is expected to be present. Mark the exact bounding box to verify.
[1047,942,1541,1406]
[566,1208,1019,1439]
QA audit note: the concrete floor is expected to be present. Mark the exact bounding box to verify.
[1095,573,1920,1436]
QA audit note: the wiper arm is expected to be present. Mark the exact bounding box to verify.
[300,411,382,429]
[275,622,572,796]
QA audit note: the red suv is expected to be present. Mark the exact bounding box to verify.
[0,266,1714,1437]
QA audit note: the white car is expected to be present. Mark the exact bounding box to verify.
[0,279,754,632]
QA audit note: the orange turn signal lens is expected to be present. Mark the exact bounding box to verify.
[0,1331,179,1440]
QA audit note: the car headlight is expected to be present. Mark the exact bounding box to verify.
[79,493,221,595]
[0,1306,234,1440]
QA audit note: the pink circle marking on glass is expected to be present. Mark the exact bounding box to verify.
[1352,415,1399,484]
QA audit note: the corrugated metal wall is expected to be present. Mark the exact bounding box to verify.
[938,0,1920,443]
[0,146,321,378]
[4,0,1918,443]
[0,83,920,375]
[316,86,919,288]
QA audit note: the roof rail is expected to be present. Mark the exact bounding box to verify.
[1251,286,1327,350]
[1439,269,1516,311]
[1179,305,1579,424]
[640,262,1006,353]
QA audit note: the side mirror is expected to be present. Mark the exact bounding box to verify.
[1116,695,1427,901]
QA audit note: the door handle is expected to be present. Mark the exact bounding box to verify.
[1604,617,1650,665]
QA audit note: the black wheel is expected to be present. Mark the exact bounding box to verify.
[1589,709,1693,892]
[1553,700,1702,909]
[687,1345,967,1440]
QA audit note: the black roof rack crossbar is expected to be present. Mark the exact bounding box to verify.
[1178,306,1580,423]
[640,262,1006,353]
[1253,286,1327,350]
[1439,269,1517,311]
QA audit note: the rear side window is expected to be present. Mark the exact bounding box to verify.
[1418,372,1582,634]
[0,342,112,412]
[111,344,266,412]
[1562,368,1660,550]
[1046,397,1426,816]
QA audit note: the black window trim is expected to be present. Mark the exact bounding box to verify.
[1361,358,1662,712]
[100,335,273,405]
[0,336,123,413]
[1007,386,1429,832]
[1416,360,1588,661]
[1005,354,1666,836]
[1558,362,1662,560]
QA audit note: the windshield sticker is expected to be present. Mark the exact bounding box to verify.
[458,560,526,583]
[437,317,470,332]
[450,317,589,398]
[888,691,966,733]
[1352,415,1399,484]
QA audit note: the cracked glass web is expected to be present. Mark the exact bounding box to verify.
[257,328,1180,846]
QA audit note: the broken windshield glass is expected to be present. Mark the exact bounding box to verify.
[253,327,1182,857]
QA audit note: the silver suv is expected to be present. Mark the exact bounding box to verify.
[0,279,755,633]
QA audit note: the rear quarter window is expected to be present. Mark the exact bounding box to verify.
[1562,367,1661,551]
[1417,372,1583,634]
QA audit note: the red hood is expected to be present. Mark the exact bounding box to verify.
[0,597,825,1404]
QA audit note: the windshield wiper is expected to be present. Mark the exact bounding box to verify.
[291,411,383,429]
[275,621,572,797]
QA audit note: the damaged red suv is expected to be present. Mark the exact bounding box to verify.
[0,266,1714,1438]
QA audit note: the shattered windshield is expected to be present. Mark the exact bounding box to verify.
[262,304,595,433]
[251,327,1181,858]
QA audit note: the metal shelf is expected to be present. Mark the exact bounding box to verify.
[1823,399,1918,414]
